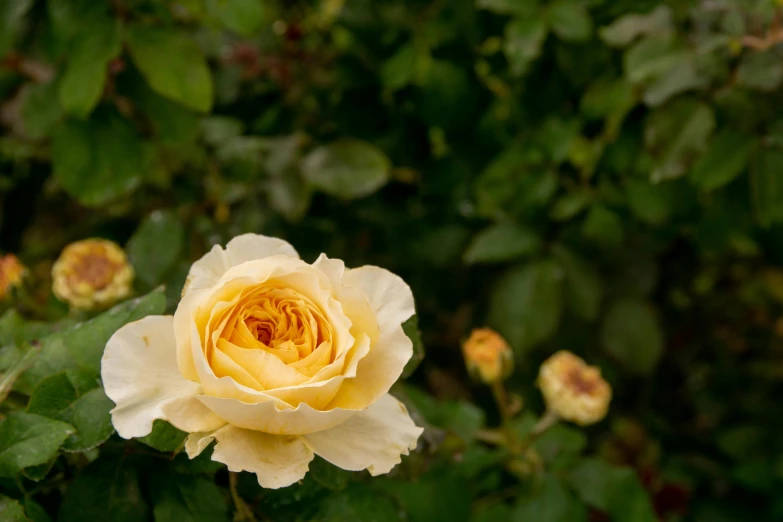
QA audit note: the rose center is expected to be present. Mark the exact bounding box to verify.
[69,252,119,290]
[566,367,599,396]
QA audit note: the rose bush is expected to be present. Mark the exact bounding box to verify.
[101,234,423,488]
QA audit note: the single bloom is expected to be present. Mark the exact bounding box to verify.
[462,327,513,384]
[538,350,612,426]
[0,254,26,300]
[52,239,134,310]
[101,234,423,488]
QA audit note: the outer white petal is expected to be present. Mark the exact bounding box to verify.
[186,425,314,489]
[330,266,416,409]
[301,394,423,476]
[343,265,415,334]
[183,234,299,295]
[101,315,226,438]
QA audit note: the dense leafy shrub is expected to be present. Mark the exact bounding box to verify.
[2,0,783,520]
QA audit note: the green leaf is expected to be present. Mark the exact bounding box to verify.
[737,51,783,92]
[127,210,185,288]
[582,205,624,246]
[625,179,672,225]
[200,116,244,146]
[52,108,144,206]
[751,147,783,226]
[599,6,673,47]
[138,420,188,453]
[17,290,166,393]
[0,495,27,522]
[547,0,592,42]
[488,260,564,352]
[205,0,266,37]
[568,458,618,510]
[308,456,353,492]
[126,74,200,145]
[568,459,656,522]
[532,424,586,469]
[416,60,474,129]
[28,373,114,452]
[0,0,33,58]
[550,190,593,221]
[606,470,658,522]
[401,315,424,378]
[645,98,715,182]
[513,474,587,522]
[642,56,708,107]
[601,298,664,374]
[301,139,391,199]
[0,412,74,477]
[321,483,400,522]
[463,223,541,264]
[47,0,108,54]
[402,386,485,442]
[552,245,603,321]
[624,36,688,85]
[437,401,486,442]
[504,17,547,76]
[59,456,149,522]
[22,499,50,522]
[266,174,311,222]
[125,25,213,112]
[473,503,514,522]
[58,19,120,118]
[381,469,471,522]
[21,80,64,139]
[381,43,419,91]
[476,0,538,16]
[690,130,754,191]
[151,472,230,522]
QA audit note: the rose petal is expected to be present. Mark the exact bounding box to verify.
[343,265,415,334]
[183,234,299,296]
[186,425,314,489]
[197,394,357,434]
[301,393,423,476]
[101,316,226,438]
[328,266,415,409]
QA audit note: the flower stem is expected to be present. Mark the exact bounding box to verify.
[531,409,559,436]
[490,380,520,452]
[229,472,257,522]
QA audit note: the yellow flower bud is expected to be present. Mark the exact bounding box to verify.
[538,350,612,426]
[0,254,26,300]
[52,239,134,310]
[462,328,514,384]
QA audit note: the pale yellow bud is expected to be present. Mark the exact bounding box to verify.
[52,239,134,310]
[0,254,26,300]
[462,328,513,384]
[538,350,612,426]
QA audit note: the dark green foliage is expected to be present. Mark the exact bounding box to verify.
[1,0,782,520]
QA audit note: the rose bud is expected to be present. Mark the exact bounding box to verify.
[462,328,513,385]
[538,350,612,426]
[0,254,26,300]
[52,239,134,310]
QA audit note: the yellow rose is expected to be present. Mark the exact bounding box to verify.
[52,239,134,310]
[0,254,26,300]
[538,350,612,426]
[462,327,513,384]
[101,234,423,488]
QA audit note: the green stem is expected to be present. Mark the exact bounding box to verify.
[229,472,257,522]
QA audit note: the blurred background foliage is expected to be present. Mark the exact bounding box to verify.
[1,0,783,520]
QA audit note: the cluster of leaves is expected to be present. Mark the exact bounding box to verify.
[2,0,783,520]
